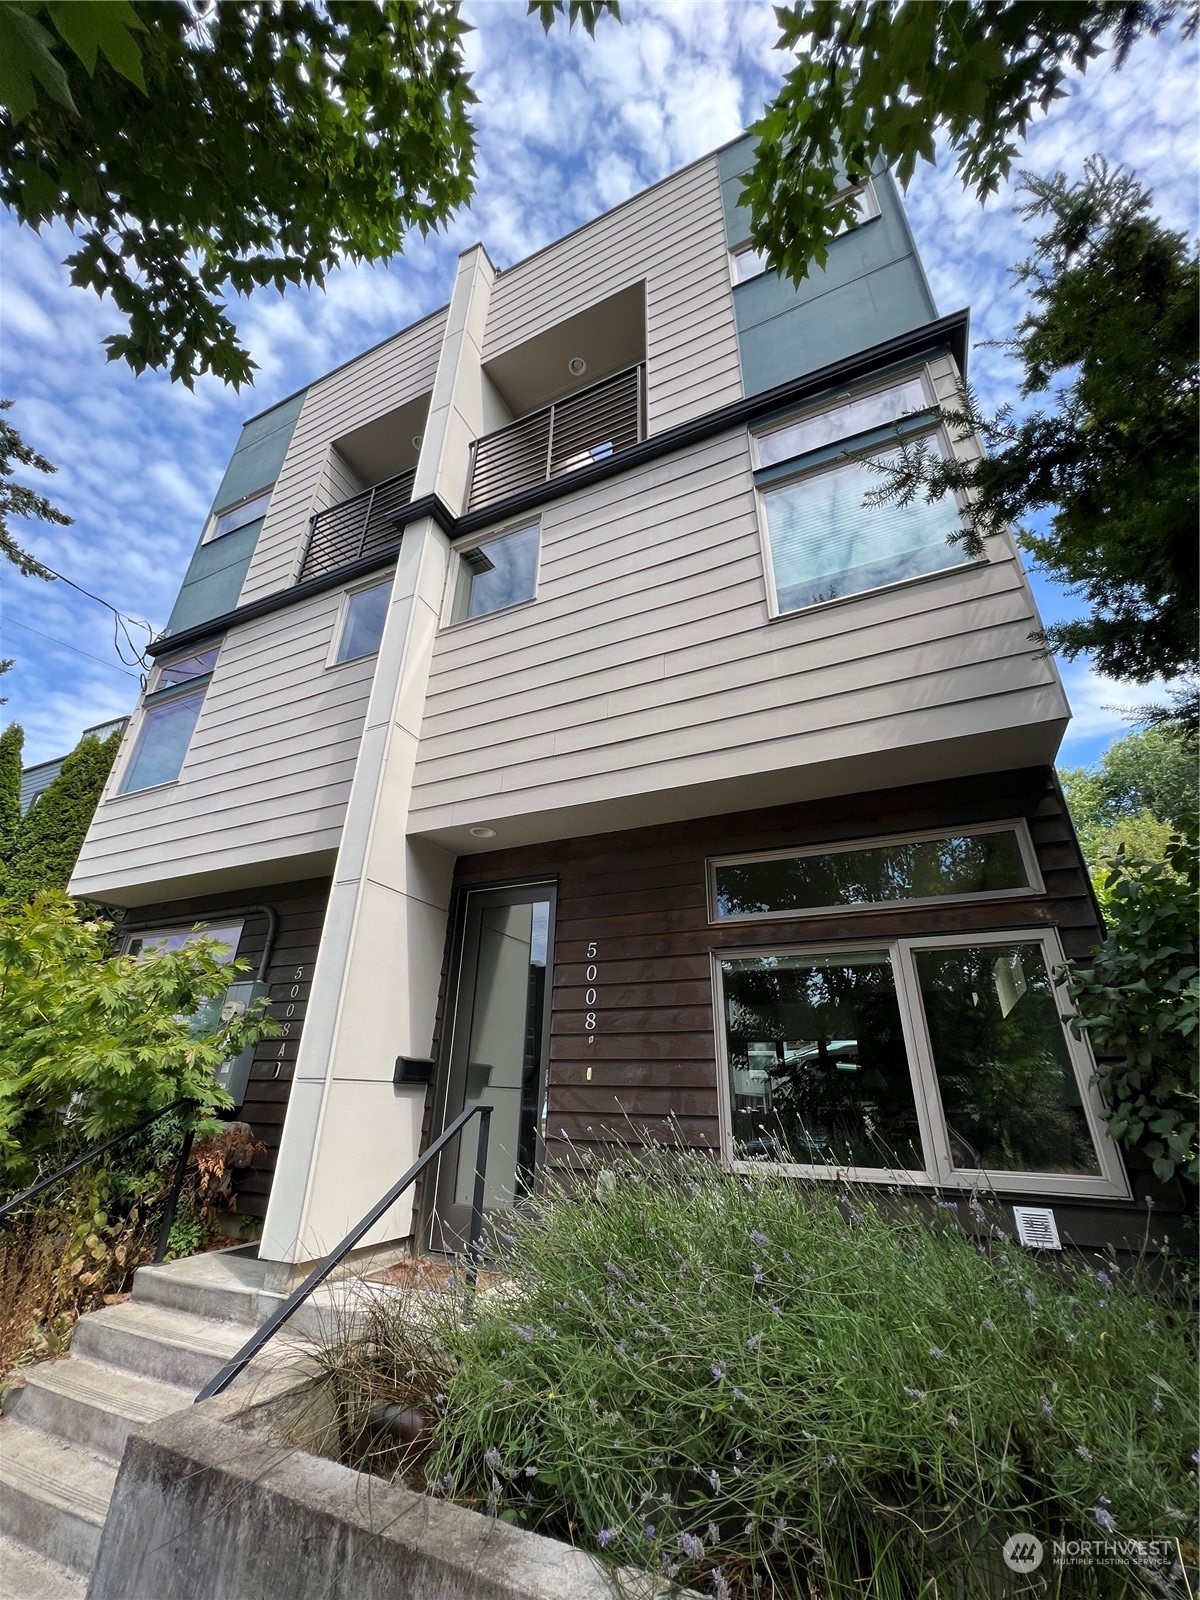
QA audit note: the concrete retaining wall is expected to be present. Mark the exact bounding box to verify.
[88,1379,664,1600]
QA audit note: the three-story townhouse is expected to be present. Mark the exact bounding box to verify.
[70,135,1171,1270]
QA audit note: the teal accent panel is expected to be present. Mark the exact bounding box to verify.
[716,135,758,245]
[164,522,263,636]
[717,140,941,396]
[209,390,306,513]
[161,390,306,639]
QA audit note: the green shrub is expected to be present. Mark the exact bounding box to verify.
[325,1155,1198,1598]
[0,891,277,1191]
[1062,833,1199,1188]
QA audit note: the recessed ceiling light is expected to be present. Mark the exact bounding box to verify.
[567,356,587,377]
[411,433,424,450]
[469,825,497,839]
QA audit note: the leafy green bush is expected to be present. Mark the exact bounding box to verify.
[321,1156,1197,1598]
[1062,834,1199,1187]
[0,891,276,1192]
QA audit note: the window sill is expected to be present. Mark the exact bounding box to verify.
[111,777,181,801]
[325,649,380,671]
[729,1159,1130,1203]
[439,594,539,634]
[766,555,990,623]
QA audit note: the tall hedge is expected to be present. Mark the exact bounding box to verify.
[0,723,22,883]
[5,730,121,903]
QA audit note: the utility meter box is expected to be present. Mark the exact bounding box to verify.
[215,980,271,1108]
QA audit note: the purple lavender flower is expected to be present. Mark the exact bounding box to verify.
[644,1524,656,1540]
[712,1568,733,1600]
[679,1531,704,1560]
[770,1303,782,1319]
[1096,1270,1113,1287]
[483,1447,502,1471]
[746,1333,762,1351]
[981,1317,996,1332]
[752,1261,765,1284]
[929,1345,944,1360]
[707,1521,721,1544]
[1152,1397,1165,1413]
[597,1529,616,1549]
[732,1387,747,1402]
[1041,1395,1054,1417]
[1092,1505,1118,1534]
[711,1360,726,1381]
[708,1469,721,1492]
[1076,1444,1092,1461]
[749,1229,770,1249]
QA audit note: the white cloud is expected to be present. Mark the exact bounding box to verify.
[2,2,1193,768]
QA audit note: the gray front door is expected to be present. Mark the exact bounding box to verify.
[429,883,555,1250]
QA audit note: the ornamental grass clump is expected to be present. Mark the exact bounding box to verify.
[329,1154,1197,1598]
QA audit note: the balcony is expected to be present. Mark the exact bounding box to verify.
[467,363,644,513]
[298,467,416,584]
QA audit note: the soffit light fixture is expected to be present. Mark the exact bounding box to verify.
[469,825,497,839]
[568,356,587,377]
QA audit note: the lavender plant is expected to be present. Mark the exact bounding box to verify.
[328,1154,1197,1597]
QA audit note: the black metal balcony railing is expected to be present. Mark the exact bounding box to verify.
[298,466,416,584]
[467,362,644,513]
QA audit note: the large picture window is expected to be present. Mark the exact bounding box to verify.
[716,931,1127,1198]
[118,645,218,794]
[753,373,970,616]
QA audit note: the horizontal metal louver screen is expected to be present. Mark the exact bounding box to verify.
[468,363,643,512]
[298,467,416,584]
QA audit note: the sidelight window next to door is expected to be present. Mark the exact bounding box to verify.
[433,886,555,1246]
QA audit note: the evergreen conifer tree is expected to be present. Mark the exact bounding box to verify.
[5,729,121,902]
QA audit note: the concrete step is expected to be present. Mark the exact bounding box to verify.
[0,1534,88,1600]
[0,1424,116,1577]
[69,1300,259,1392]
[3,1357,189,1462]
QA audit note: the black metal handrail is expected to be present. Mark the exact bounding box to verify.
[195,1102,492,1403]
[467,362,644,512]
[0,1098,198,1266]
[298,466,416,584]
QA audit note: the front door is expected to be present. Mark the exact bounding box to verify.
[429,883,555,1250]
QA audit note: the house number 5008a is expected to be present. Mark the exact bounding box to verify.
[585,942,598,1047]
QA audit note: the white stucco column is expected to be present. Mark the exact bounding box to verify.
[260,245,495,1263]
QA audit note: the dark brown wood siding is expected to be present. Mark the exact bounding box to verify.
[445,768,1187,1254]
[114,878,330,1220]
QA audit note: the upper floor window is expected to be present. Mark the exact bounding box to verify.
[731,181,881,284]
[331,576,391,664]
[208,487,272,542]
[118,645,218,794]
[451,523,540,624]
[710,824,1039,921]
[753,372,970,616]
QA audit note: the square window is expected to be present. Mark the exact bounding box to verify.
[333,577,391,664]
[451,523,539,623]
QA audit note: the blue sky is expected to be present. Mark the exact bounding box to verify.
[2,3,1196,768]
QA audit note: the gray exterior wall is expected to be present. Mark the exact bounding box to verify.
[716,138,939,395]
[165,392,307,637]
